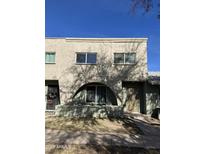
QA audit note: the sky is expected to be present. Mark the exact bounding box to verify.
[45,0,160,71]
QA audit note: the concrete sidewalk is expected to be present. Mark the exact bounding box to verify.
[46,129,159,149]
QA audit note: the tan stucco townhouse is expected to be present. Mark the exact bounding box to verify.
[45,38,160,118]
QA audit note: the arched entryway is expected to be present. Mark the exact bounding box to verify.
[72,82,117,105]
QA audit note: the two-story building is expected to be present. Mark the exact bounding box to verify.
[45,37,159,117]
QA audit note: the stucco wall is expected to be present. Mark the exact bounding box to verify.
[45,38,148,106]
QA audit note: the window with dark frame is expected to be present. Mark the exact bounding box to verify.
[76,53,97,64]
[86,86,96,102]
[97,86,106,104]
[86,86,107,104]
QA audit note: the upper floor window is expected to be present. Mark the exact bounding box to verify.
[114,53,136,64]
[76,52,97,64]
[45,52,55,64]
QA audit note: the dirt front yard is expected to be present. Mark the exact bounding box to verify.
[46,116,144,135]
[45,114,160,154]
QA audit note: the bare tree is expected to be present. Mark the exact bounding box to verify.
[56,40,147,117]
[130,0,160,19]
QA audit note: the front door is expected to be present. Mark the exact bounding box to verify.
[125,87,140,112]
[46,86,59,110]
[123,82,144,113]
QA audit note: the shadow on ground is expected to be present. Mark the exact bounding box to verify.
[46,114,160,154]
[46,144,159,154]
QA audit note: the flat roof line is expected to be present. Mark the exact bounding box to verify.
[45,37,148,40]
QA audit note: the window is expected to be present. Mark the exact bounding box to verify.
[87,53,97,63]
[125,53,136,63]
[97,86,106,103]
[76,53,86,63]
[114,53,124,64]
[86,86,106,104]
[76,53,97,64]
[45,52,55,63]
[114,53,136,64]
[86,86,96,102]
